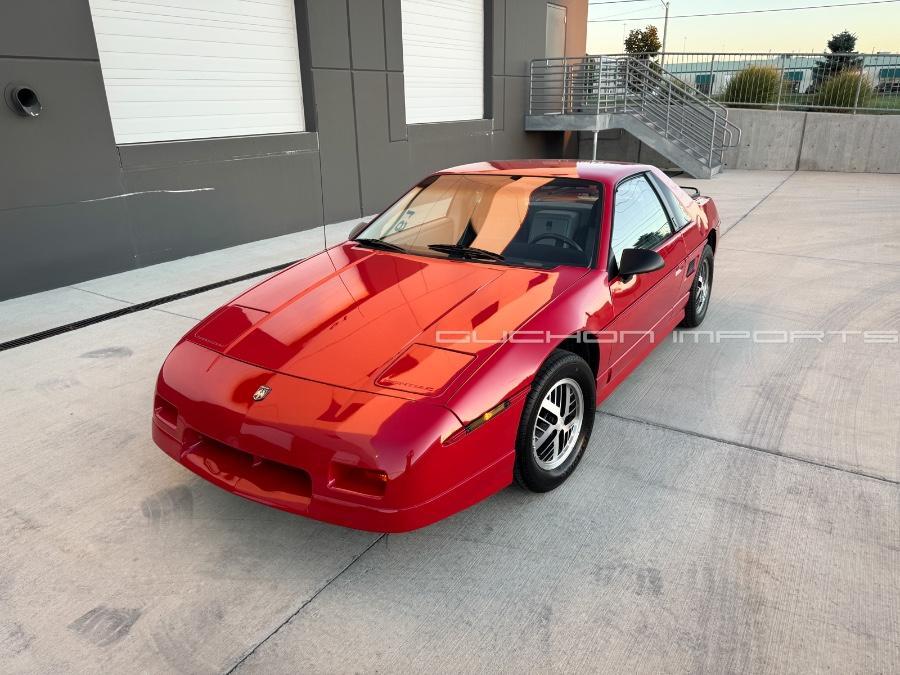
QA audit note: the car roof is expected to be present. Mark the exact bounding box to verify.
[437,160,653,184]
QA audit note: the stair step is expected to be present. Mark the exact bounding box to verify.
[627,117,719,168]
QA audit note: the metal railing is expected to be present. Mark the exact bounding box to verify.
[658,52,900,113]
[529,55,740,167]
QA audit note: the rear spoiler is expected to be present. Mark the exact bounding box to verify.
[678,185,702,199]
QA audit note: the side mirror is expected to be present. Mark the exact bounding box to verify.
[618,248,665,277]
[348,221,369,240]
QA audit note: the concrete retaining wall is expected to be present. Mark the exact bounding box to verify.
[726,109,900,173]
[796,112,900,173]
[580,109,900,174]
[721,109,807,170]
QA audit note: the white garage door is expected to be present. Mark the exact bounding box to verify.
[401,0,484,124]
[88,0,305,144]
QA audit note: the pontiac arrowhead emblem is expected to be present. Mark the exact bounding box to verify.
[252,385,271,402]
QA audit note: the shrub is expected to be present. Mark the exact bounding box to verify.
[814,70,873,110]
[722,66,781,106]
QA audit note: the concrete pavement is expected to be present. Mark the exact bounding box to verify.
[0,171,897,673]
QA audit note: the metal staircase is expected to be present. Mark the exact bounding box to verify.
[526,54,741,178]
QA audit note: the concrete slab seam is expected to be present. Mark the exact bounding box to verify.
[225,533,387,674]
[795,113,809,171]
[596,410,899,486]
[724,247,900,269]
[151,307,203,322]
[68,285,135,305]
[722,171,797,236]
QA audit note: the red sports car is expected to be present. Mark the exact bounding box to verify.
[153,160,719,532]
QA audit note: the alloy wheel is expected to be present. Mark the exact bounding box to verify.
[695,258,710,313]
[532,378,584,470]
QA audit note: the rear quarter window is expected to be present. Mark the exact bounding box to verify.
[648,173,693,230]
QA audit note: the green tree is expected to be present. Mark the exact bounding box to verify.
[810,30,863,91]
[624,25,661,57]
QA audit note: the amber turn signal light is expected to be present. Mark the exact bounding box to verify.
[464,400,511,433]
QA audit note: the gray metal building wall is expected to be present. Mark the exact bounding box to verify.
[0,0,585,300]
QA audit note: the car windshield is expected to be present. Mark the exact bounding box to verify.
[355,174,602,269]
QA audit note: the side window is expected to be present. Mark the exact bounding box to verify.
[648,173,693,231]
[610,175,674,267]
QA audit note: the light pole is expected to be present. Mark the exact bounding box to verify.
[660,1,670,67]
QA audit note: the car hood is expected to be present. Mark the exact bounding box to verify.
[189,242,585,396]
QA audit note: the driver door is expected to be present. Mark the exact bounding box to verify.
[604,174,686,378]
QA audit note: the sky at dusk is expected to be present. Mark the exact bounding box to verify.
[586,0,900,54]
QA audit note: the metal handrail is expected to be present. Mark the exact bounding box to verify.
[528,55,740,167]
[623,57,730,163]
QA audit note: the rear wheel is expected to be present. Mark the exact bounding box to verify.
[681,244,714,328]
[514,350,595,492]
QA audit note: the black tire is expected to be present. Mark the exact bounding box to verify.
[514,350,596,492]
[681,244,714,328]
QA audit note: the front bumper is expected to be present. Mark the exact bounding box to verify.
[152,341,521,532]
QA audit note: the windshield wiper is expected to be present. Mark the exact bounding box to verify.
[354,238,407,253]
[427,244,505,262]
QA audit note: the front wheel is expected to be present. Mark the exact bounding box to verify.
[514,350,595,492]
[681,244,714,328]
